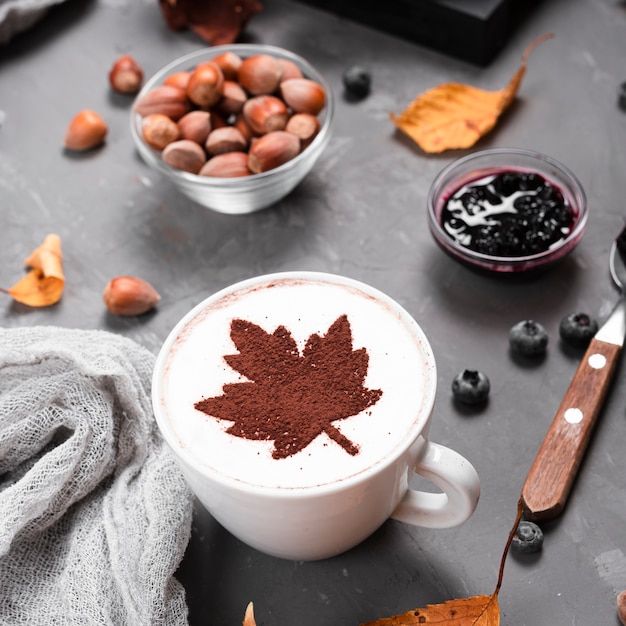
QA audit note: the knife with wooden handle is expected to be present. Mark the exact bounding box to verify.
[521,230,626,522]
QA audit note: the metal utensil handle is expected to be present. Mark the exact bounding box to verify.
[521,337,621,521]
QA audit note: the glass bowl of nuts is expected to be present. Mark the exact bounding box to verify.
[427,148,588,273]
[130,44,333,214]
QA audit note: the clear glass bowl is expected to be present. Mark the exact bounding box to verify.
[427,148,588,273]
[130,44,333,215]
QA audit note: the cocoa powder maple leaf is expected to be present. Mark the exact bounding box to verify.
[194,314,382,459]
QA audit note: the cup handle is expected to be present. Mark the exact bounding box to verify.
[390,439,480,528]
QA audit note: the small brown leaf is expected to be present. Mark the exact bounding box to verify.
[159,0,262,46]
[361,499,525,626]
[390,33,554,153]
[3,234,64,307]
[362,594,499,625]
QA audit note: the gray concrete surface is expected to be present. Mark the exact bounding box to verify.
[1,0,626,624]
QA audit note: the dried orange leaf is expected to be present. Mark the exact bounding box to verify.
[390,33,553,153]
[243,602,256,626]
[361,499,525,626]
[5,234,64,306]
[362,594,499,625]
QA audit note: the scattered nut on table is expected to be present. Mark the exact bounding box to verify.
[103,276,160,317]
[618,590,626,625]
[109,54,144,94]
[64,109,108,151]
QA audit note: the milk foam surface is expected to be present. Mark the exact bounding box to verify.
[160,277,436,490]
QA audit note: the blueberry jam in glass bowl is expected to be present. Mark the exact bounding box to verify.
[427,148,588,272]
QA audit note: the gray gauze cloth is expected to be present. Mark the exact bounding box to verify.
[0,326,193,625]
[0,0,66,44]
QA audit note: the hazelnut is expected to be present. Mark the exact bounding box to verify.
[177,110,212,144]
[142,113,181,150]
[618,590,626,626]
[242,95,289,135]
[286,112,320,149]
[103,276,160,317]
[199,152,251,178]
[134,52,326,179]
[109,55,143,94]
[211,51,243,81]
[210,110,228,129]
[162,139,207,174]
[217,80,248,116]
[186,62,224,108]
[280,78,326,115]
[248,130,300,173]
[64,109,108,151]
[164,71,191,90]
[277,58,303,82]
[234,113,254,143]
[205,126,248,156]
[134,85,190,120]
[238,54,283,95]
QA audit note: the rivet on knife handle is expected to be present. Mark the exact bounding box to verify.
[521,336,621,521]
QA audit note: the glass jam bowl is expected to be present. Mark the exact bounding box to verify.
[427,148,588,273]
[130,44,333,215]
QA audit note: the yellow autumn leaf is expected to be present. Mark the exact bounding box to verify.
[390,33,553,153]
[4,234,65,306]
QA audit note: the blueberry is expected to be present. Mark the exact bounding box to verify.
[618,81,626,112]
[509,320,549,356]
[559,312,598,347]
[451,369,490,405]
[538,184,564,205]
[513,196,539,215]
[517,173,543,191]
[342,65,371,99]
[492,172,521,197]
[459,191,483,215]
[512,520,543,554]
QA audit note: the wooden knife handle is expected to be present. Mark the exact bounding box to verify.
[521,337,621,521]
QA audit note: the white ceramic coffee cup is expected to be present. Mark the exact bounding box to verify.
[152,272,480,560]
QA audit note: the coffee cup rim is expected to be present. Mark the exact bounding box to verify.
[152,271,438,496]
